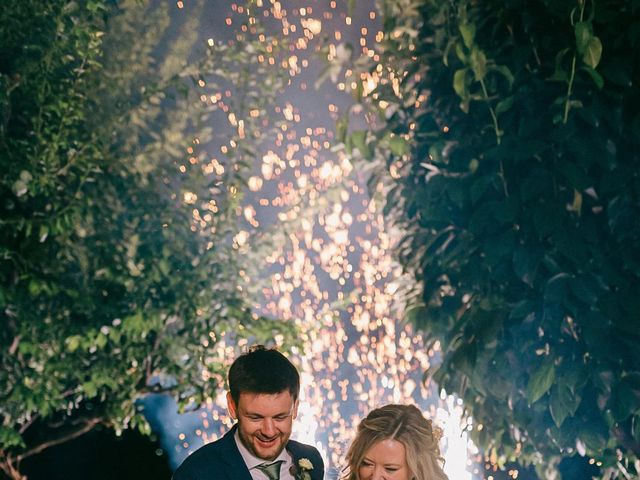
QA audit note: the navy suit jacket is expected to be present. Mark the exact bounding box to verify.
[172,425,324,480]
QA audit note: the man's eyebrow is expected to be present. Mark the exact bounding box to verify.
[242,410,292,417]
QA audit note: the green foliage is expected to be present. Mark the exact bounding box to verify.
[0,0,295,476]
[342,0,640,477]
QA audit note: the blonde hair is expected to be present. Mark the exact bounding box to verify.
[342,404,448,480]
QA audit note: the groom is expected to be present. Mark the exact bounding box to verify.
[172,345,324,480]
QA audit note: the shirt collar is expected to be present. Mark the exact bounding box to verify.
[234,429,292,472]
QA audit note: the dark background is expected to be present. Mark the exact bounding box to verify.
[21,427,172,480]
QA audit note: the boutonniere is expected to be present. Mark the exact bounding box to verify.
[290,457,313,480]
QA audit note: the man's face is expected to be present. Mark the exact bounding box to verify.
[227,390,298,461]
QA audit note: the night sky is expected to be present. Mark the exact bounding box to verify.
[149,1,477,478]
[16,1,601,479]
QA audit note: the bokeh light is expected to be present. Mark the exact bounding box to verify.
[156,1,481,478]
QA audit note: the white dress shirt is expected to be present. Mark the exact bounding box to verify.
[234,430,295,480]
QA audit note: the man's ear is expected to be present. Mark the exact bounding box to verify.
[292,399,299,420]
[227,392,237,420]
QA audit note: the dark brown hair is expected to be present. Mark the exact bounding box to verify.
[228,345,300,404]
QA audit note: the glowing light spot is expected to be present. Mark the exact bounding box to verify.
[248,176,263,191]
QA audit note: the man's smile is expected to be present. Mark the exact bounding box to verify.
[256,434,279,445]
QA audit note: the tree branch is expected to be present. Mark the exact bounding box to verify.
[0,452,25,480]
[18,414,39,435]
[16,417,103,462]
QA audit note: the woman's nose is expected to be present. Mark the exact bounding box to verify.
[371,467,386,480]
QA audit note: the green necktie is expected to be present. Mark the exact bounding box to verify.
[256,460,284,480]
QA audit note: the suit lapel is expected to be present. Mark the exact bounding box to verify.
[287,443,299,480]
[287,442,322,480]
[219,425,253,480]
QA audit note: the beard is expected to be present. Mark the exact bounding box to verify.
[238,426,289,461]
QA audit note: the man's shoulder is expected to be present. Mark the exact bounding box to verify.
[172,434,231,479]
[185,435,228,460]
[288,438,321,455]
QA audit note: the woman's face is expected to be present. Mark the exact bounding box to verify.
[357,438,410,480]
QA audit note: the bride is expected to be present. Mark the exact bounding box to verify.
[341,404,448,480]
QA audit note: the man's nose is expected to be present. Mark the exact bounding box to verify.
[261,418,277,436]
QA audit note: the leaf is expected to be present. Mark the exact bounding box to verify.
[470,200,514,233]
[548,48,571,82]
[578,422,608,451]
[469,175,495,204]
[353,79,364,102]
[28,279,42,297]
[455,42,466,62]
[336,113,348,143]
[570,189,583,215]
[612,372,640,421]
[509,299,535,320]
[0,426,25,449]
[580,65,604,89]
[453,68,468,98]
[495,96,514,114]
[95,332,107,349]
[550,384,578,427]
[470,47,487,81]
[449,340,477,376]
[350,130,368,158]
[568,274,599,306]
[12,179,28,197]
[38,224,49,243]
[556,160,590,190]
[82,381,98,397]
[428,142,443,163]
[388,135,409,156]
[404,305,429,334]
[348,0,356,17]
[344,133,353,154]
[459,23,475,48]
[544,272,570,303]
[574,22,593,54]
[527,359,556,404]
[442,39,455,66]
[633,414,640,443]
[66,335,82,352]
[493,65,514,88]
[513,246,541,287]
[582,36,602,69]
[158,258,170,276]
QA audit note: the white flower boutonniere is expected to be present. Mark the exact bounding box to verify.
[291,457,313,480]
